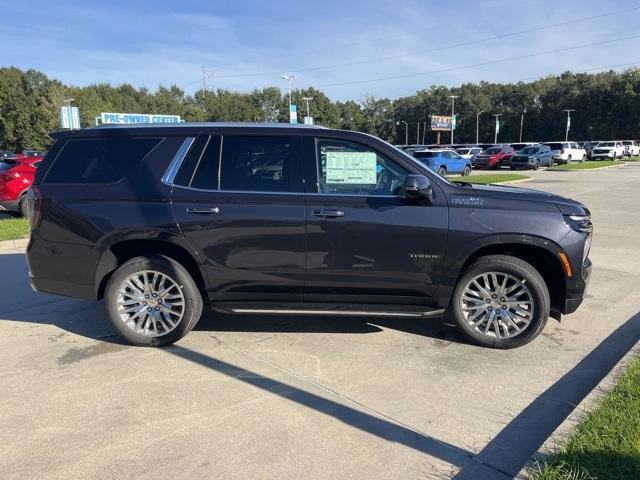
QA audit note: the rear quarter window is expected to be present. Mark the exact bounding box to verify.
[44,137,162,184]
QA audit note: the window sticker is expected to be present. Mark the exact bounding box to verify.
[325,151,377,184]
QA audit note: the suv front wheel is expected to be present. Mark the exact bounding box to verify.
[448,255,550,349]
[105,255,203,346]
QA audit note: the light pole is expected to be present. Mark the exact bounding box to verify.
[493,114,503,144]
[476,110,484,144]
[519,108,527,142]
[422,121,427,144]
[396,120,408,145]
[449,95,459,145]
[281,73,296,119]
[301,96,313,118]
[563,109,575,141]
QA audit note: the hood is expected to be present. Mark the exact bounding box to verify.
[469,183,589,215]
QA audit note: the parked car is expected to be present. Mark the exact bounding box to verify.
[510,143,537,153]
[621,140,640,157]
[0,151,16,160]
[412,149,472,176]
[472,145,515,169]
[510,145,554,170]
[0,157,41,216]
[578,141,597,159]
[591,141,625,160]
[543,142,586,164]
[455,146,483,160]
[26,123,592,349]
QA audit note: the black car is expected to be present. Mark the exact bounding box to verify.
[25,123,592,349]
[510,145,554,170]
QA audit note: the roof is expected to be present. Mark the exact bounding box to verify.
[51,121,329,139]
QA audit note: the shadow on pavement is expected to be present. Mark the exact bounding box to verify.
[164,344,508,479]
[453,311,640,479]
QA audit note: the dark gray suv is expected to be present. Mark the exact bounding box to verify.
[26,123,592,349]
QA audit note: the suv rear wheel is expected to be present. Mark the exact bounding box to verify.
[105,255,203,346]
[448,255,550,349]
[437,166,447,176]
[462,165,471,176]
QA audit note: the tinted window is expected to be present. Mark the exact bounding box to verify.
[173,135,222,190]
[413,151,436,159]
[220,136,292,192]
[485,147,501,154]
[521,147,539,154]
[45,137,162,184]
[316,138,408,196]
[545,143,563,150]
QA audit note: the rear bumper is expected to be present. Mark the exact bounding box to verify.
[29,273,95,300]
[0,200,19,211]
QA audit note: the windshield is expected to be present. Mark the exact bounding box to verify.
[520,147,539,154]
[456,148,470,154]
[622,141,632,145]
[597,142,615,147]
[484,147,501,154]
[0,161,19,172]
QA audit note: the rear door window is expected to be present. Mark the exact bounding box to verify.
[44,137,162,183]
[219,136,293,192]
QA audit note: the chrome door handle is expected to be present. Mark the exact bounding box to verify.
[185,207,220,214]
[312,209,344,218]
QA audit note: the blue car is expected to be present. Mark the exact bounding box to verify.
[412,149,472,176]
[510,144,554,170]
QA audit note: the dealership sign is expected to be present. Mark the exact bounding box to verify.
[100,112,182,124]
[429,115,456,131]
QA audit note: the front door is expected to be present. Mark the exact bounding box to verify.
[303,136,449,306]
[170,134,306,302]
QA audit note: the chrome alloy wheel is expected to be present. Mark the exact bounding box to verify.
[460,272,535,339]
[116,270,185,337]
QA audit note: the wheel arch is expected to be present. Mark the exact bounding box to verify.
[457,241,567,313]
[95,238,207,301]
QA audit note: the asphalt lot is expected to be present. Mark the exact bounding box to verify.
[1,163,639,479]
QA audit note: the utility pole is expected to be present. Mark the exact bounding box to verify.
[416,122,420,144]
[202,66,214,92]
[422,121,427,144]
[563,109,575,141]
[449,95,459,145]
[493,114,503,144]
[301,96,313,117]
[519,108,527,142]
[476,110,484,144]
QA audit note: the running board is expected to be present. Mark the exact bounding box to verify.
[222,306,444,318]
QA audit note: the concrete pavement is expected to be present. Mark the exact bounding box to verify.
[1,164,640,479]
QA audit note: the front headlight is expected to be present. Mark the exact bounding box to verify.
[566,214,593,261]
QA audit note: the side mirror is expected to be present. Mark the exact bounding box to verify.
[405,174,433,203]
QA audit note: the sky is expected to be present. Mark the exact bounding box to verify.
[1,0,640,101]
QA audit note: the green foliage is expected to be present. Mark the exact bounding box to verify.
[447,173,529,184]
[531,357,640,480]
[0,217,30,241]
[550,161,621,170]
[1,67,639,151]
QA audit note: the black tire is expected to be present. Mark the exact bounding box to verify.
[437,166,447,176]
[567,155,572,164]
[510,166,516,170]
[462,165,471,176]
[447,255,550,349]
[581,155,586,163]
[104,254,203,347]
[18,195,30,219]
[533,160,540,170]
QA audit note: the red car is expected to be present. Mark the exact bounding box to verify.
[472,145,515,169]
[0,155,43,217]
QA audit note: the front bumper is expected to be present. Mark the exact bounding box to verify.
[0,200,19,212]
[559,257,592,314]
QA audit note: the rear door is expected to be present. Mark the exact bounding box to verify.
[302,135,448,305]
[170,133,306,302]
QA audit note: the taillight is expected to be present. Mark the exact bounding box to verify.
[26,187,42,229]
